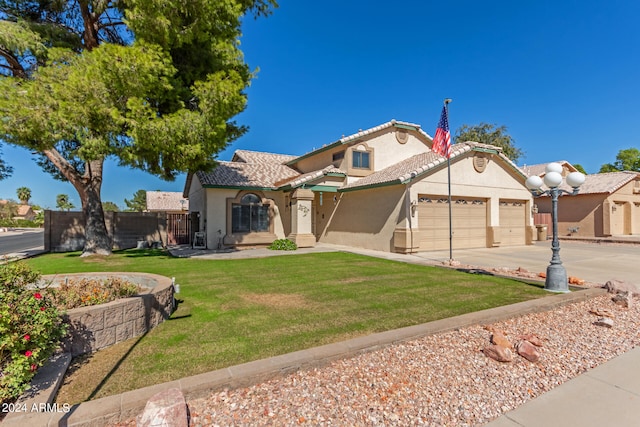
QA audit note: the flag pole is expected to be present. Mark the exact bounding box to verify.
[444,98,453,261]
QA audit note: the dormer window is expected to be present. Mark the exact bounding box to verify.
[348,144,374,177]
[352,151,370,169]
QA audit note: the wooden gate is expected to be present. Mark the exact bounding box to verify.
[167,213,191,245]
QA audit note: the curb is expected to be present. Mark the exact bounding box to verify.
[1,287,606,427]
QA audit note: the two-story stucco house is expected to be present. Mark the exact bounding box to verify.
[184,120,537,253]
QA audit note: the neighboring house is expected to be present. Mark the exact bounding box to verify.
[0,200,36,221]
[184,120,537,253]
[15,204,36,221]
[523,161,640,237]
[145,191,189,213]
[145,191,191,246]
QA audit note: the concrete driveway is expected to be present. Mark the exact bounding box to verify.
[413,240,640,285]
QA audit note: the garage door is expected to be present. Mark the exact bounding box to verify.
[417,196,487,251]
[499,200,526,246]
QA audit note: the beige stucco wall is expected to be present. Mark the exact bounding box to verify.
[535,193,606,237]
[186,176,206,232]
[293,127,431,174]
[206,188,237,248]
[317,184,407,252]
[409,154,534,228]
[188,182,288,249]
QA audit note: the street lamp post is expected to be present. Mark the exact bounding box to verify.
[525,163,585,293]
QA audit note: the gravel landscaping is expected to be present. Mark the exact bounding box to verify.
[112,285,640,426]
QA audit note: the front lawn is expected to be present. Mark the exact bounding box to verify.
[26,249,546,404]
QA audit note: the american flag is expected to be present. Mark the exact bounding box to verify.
[432,105,451,158]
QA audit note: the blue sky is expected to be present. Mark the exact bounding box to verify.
[2,0,639,209]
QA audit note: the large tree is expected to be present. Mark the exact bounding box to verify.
[455,123,524,163]
[16,186,31,204]
[0,0,277,256]
[56,194,75,211]
[599,148,640,172]
[124,189,147,212]
[0,145,11,180]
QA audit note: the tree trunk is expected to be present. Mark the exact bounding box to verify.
[79,183,112,257]
[43,149,112,256]
[76,159,112,257]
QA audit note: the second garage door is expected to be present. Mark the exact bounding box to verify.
[418,196,487,251]
[499,200,527,246]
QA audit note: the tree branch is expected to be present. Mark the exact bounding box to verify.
[42,147,84,190]
[0,46,26,78]
[78,0,101,50]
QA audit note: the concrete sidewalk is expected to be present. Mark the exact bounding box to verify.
[485,346,640,427]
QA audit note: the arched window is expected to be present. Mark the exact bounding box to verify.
[232,193,270,233]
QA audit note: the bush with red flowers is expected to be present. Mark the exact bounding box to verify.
[0,262,67,403]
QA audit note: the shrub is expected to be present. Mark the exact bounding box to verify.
[0,219,42,228]
[267,239,298,251]
[44,277,142,310]
[0,263,67,404]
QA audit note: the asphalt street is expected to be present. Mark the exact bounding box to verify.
[0,228,44,256]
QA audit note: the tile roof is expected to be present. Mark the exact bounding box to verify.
[192,125,529,193]
[196,161,300,189]
[555,171,639,195]
[277,166,345,188]
[232,150,298,165]
[288,119,433,165]
[146,191,189,211]
[16,205,33,216]
[338,119,432,144]
[520,161,575,177]
[342,142,523,191]
[342,152,445,190]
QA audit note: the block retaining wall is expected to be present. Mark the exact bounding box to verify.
[42,272,174,356]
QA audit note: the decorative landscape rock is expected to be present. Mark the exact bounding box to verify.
[594,317,614,328]
[137,387,189,427]
[489,330,513,349]
[603,280,640,296]
[517,333,544,347]
[568,276,586,286]
[515,340,540,362]
[482,344,514,362]
[589,308,614,318]
[612,292,633,309]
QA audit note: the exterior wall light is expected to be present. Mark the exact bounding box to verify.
[525,163,585,292]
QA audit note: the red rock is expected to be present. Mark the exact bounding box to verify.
[516,340,540,362]
[482,344,513,362]
[137,388,188,427]
[490,331,513,349]
[589,308,615,318]
[517,333,544,347]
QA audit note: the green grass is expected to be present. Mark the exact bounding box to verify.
[25,249,546,403]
